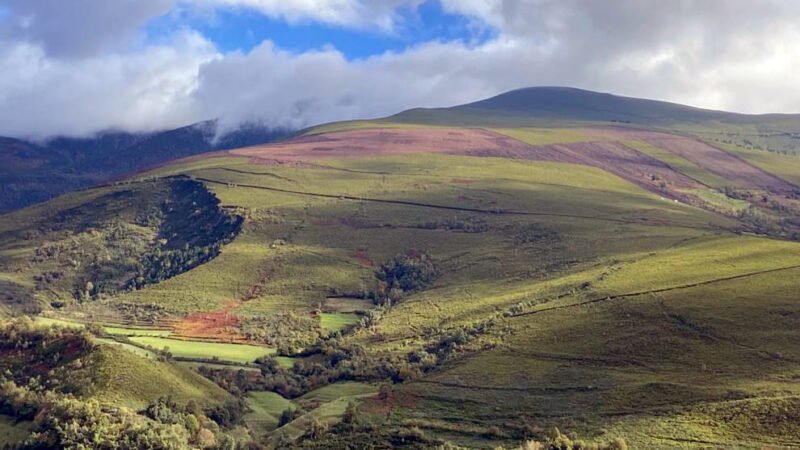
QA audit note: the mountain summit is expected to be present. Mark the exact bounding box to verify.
[393,86,800,127]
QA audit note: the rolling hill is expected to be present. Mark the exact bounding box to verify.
[2,87,800,448]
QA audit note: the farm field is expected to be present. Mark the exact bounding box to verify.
[128,336,276,364]
[320,312,360,332]
[35,317,172,336]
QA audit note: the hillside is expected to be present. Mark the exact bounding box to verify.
[0,120,289,214]
[387,87,800,156]
[0,319,243,448]
[2,88,800,448]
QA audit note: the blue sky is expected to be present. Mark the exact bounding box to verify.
[1,0,798,138]
[147,1,496,59]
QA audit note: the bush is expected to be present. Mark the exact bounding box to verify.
[374,252,437,304]
[278,408,298,427]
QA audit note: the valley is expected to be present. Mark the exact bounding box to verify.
[2,88,800,448]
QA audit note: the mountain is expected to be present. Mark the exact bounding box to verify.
[393,86,800,126]
[0,120,291,213]
[2,87,800,448]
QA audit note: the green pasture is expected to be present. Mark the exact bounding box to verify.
[129,336,275,364]
[87,345,233,409]
[320,312,360,332]
[245,391,297,435]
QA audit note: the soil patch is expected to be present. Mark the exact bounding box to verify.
[174,299,244,342]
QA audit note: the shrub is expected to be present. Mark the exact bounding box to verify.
[278,408,298,427]
[374,252,437,305]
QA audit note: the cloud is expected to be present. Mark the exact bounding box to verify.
[0,0,176,58]
[0,30,216,138]
[187,0,422,31]
[0,0,799,138]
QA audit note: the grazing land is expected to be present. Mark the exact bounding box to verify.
[129,336,275,364]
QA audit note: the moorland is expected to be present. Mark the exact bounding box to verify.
[1,87,800,449]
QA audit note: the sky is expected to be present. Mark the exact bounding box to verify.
[0,0,799,139]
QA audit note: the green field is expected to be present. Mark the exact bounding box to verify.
[102,326,173,337]
[35,317,173,337]
[298,382,378,403]
[129,336,275,364]
[245,391,297,435]
[320,312,360,332]
[268,382,379,445]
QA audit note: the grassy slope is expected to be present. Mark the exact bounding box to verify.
[244,383,379,438]
[268,382,378,444]
[716,143,800,186]
[0,177,241,314]
[384,234,800,447]
[3,100,800,447]
[400,263,800,448]
[129,336,275,364]
[87,344,234,409]
[245,391,296,435]
[92,132,800,446]
[115,152,729,317]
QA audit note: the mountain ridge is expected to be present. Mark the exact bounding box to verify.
[0,119,290,213]
[390,86,800,128]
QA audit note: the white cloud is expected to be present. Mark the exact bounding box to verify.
[0,30,216,138]
[0,0,799,138]
[186,0,421,31]
[0,0,176,58]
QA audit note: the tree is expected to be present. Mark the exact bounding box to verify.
[307,418,328,440]
[374,252,437,304]
[277,408,297,427]
[341,402,358,425]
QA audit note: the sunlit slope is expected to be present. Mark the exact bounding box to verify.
[114,151,733,316]
[0,322,233,410]
[2,96,800,448]
[128,125,800,447]
[88,344,234,409]
[0,177,242,314]
[306,87,800,157]
[390,238,800,448]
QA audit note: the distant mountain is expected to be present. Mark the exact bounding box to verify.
[0,120,291,213]
[391,86,800,128]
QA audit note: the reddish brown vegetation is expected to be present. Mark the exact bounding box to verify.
[173,299,244,342]
[351,248,374,267]
[591,128,797,192]
[222,126,799,226]
[229,128,534,161]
